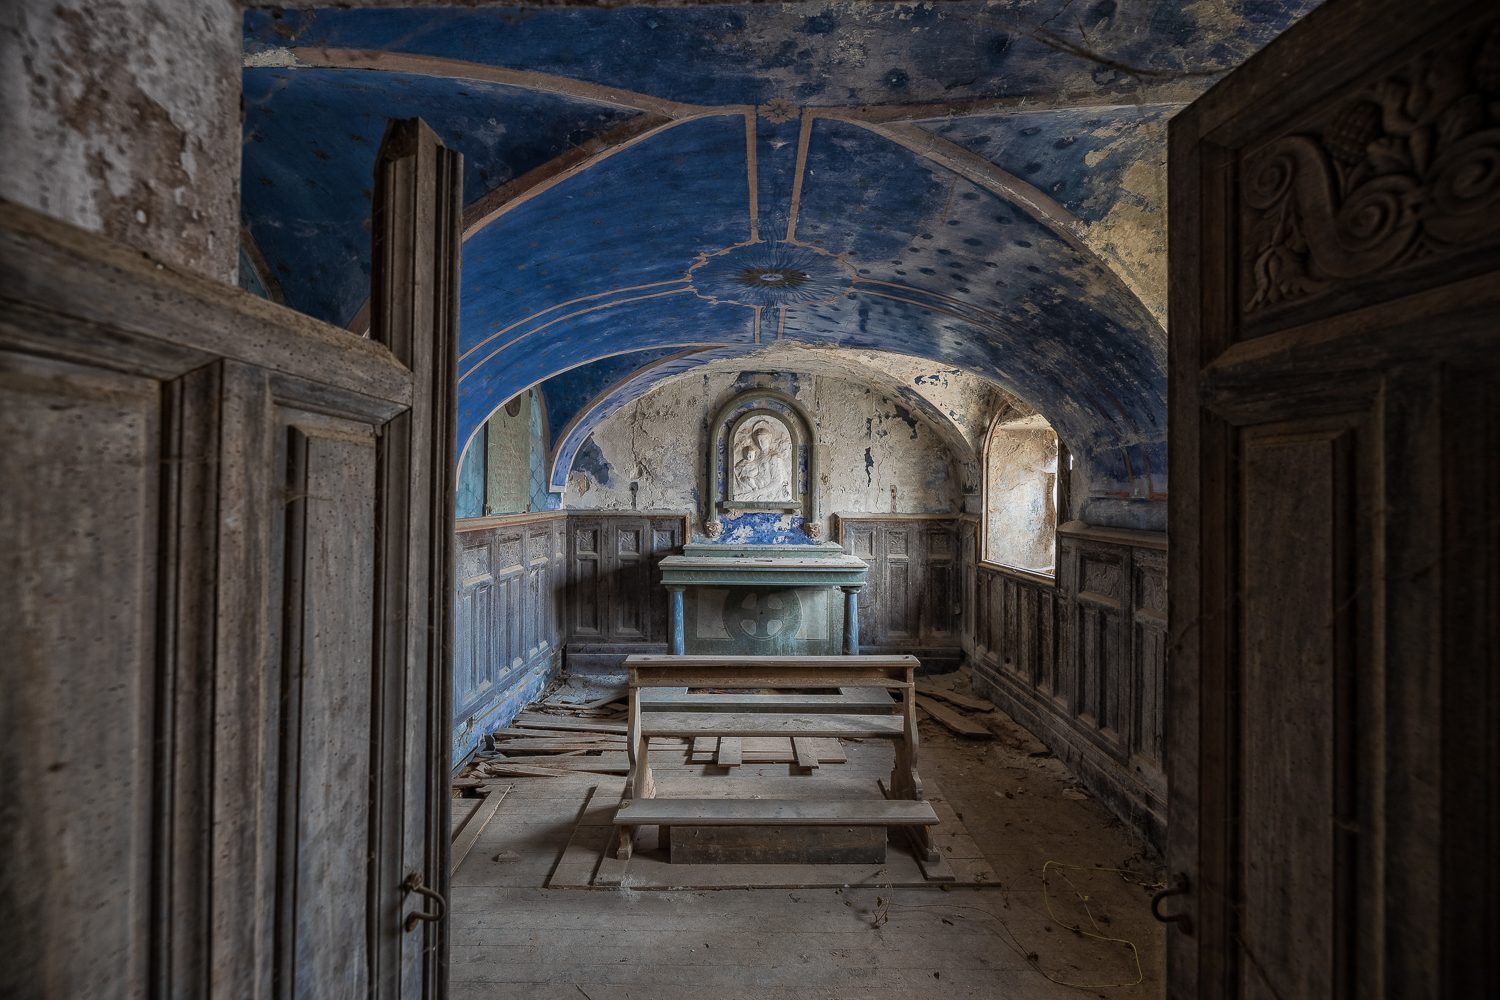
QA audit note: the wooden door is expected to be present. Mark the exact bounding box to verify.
[1168,2,1499,997]
[0,118,459,999]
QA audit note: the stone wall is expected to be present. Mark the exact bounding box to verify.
[562,370,965,539]
[0,0,242,282]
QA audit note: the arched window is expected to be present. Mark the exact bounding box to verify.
[982,413,1061,576]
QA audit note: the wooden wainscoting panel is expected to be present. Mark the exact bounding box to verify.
[837,516,961,664]
[966,523,1167,850]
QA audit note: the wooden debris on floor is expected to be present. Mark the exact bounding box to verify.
[450,783,510,873]
[460,690,849,780]
[914,681,995,713]
[914,694,993,738]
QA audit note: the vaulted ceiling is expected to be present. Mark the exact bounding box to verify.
[240,1,1318,499]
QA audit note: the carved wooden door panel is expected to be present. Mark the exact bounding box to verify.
[568,517,607,640]
[1168,2,1500,997]
[0,118,458,1000]
[610,520,652,640]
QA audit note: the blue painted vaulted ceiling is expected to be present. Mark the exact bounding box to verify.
[241,1,1318,501]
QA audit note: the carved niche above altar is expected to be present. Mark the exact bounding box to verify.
[705,389,819,538]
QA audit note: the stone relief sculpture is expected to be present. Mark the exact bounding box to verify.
[705,391,819,537]
[730,417,793,502]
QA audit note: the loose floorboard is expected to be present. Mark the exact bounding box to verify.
[452,671,1166,999]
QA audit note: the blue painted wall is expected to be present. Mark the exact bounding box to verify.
[235,2,1322,769]
[245,4,1315,109]
[456,424,486,519]
[243,2,1317,514]
[241,66,640,327]
[538,347,699,451]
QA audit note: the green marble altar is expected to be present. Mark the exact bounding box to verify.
[658,543,869,656]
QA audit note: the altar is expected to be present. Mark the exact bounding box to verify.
[658,543,870,656]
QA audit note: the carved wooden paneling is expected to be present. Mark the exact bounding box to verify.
[570,525,604,637]
[926,527,956,639]
[0,350,161,998]
[1171,3,1500,993]
[1131,549,1167,771]
[277,416,379,999]
[0,131,455,1000]
[453,515,566,737]
[1239,11,1500,334]
[837,517,961,660]
[964,521,1166,849]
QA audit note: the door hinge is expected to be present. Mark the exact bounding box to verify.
[402,871,447,932]
[1150,873,1193,935]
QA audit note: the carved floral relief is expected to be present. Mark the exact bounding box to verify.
[1242,20,1500,313]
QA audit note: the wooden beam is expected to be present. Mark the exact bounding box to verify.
[640,712,905,738]
[715,737,742,767]
[915,696,993,738]
[450,785,509,873]
[613,797,940,826]
[914,683,995,713]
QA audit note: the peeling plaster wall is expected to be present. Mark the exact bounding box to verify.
[543,344,1021,500]
[0,0,241,282]
[1080,118,1170,330]
[563,370,963,539]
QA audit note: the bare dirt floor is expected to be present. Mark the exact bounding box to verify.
[449,670,1167,1000]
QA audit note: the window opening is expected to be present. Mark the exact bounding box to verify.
[983,413,1059,576]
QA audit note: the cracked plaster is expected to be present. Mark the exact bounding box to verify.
[1,0,242,281]
[561,368,966,539]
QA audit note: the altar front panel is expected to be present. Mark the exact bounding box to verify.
[682,585,845,656]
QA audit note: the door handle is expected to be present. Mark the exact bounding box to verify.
[403,872,447,932]
[1150,873,1193,935]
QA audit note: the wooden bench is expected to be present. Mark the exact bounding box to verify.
[613,654,940,864]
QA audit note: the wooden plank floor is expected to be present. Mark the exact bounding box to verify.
[451,682,1167,999]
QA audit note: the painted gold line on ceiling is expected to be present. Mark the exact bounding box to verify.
[460,286,697,383]
[286,49,723,119]
[463,114,688,238]
[784,110,816,243]
[459,279,690,363]
[744,111,760,245]
[543,344,733,481]
[753,305,761,344]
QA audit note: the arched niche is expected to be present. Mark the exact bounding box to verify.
[705,389,819,539]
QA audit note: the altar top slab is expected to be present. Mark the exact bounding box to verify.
[660,548,869,588]
[681,542,849,560]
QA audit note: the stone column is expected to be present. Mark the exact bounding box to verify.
[668,586,686,655]
[842,586,862,655]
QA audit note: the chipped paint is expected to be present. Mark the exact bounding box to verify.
[3,0,241,281]
[562,368,963,539]
[236,2,1321,513]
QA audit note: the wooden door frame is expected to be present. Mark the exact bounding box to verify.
[1168,1,1500,996]
[369,117,463,999]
